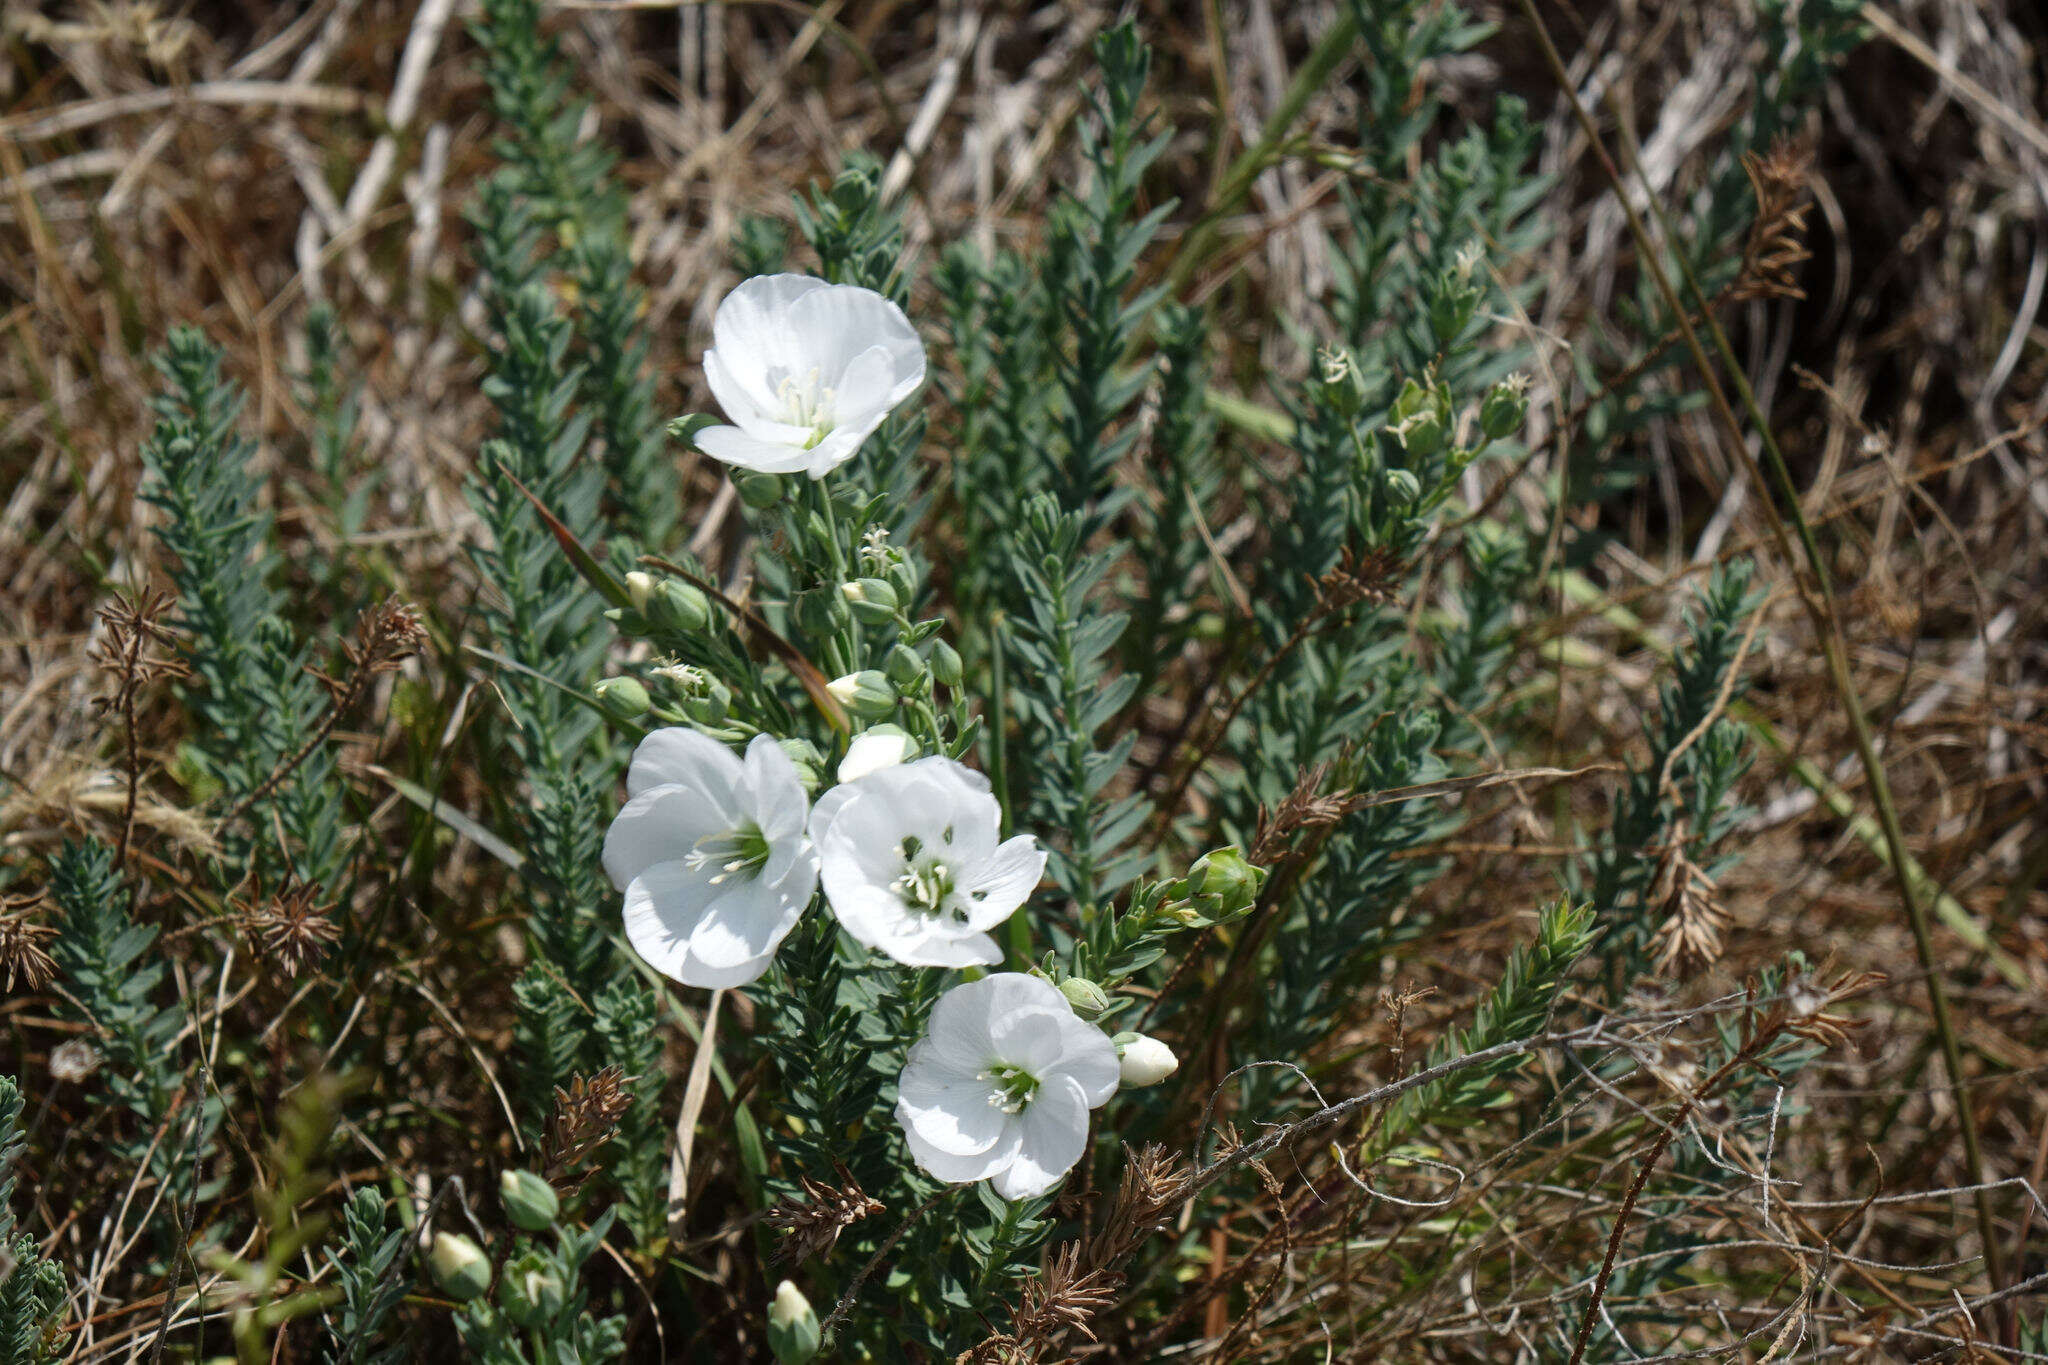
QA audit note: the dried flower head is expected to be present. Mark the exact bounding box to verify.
[89,585,189,713]
[321,599,427,704]
[1733,136,1815,302]
[1312,546,1402,614]
[1649,823,1732,976]
[0,894,58,992]
[765,1164,884,1266]
[1782,969,1885,1049]
[543,1066,636,1188]
[239,879,341,976]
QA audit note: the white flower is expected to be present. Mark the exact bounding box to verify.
[696,273,926,479]
[811,757,1043,967]
[1115,1034,1179,1088]
[895,973,1119,1199]
[603,729,817,988]
[837,727,916,783]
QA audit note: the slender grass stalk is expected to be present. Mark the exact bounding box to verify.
[1509,0,2006,1305]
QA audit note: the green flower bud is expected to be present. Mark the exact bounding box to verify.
[1056,976,1111,1019]
[1191,847,1264,919]
[427,1232,490,1301]
[652,580,712,635]
[884,642,926,688]
[766,1281,821,1363]
[826,671,896,718]
[842,577,900,625]
[499,1169,560,1232]
[1383,468,1423,505]
[593,676,650,717]
[929,638,963,687]
[1479,373,1531,441]
[500,1251,566,1327]
[778,738,826,789]
[737,472,787,509]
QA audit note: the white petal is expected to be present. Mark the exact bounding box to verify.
[1044,1014,1122,1108]
[701,346,772,429]
[958,836,1046,928]
[694,424,819,475]
[739,734,810,844]
[628,727,744,801]
[886,928,1003,969]
[622,860,719,980]
[807,781,859,847]
[686,949,780,990]
[897,1057,1010,1157]
[711,273,832,400]
[837,730,915,784]
[989,1074,1091,1200]
[603,785,728,889]
[689,865,809,971]
[785,284,923,397]
[899,1108,1019,1185]
[798,425,871,480]
[830,345,899,427]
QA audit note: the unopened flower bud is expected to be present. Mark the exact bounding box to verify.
[766,1281,821,1363]
[826,670,895,718]
[737,472,787,509]
[1056,976,1111,1019]
[499,1169,559,1232]
[884,642,926,688]
[1192,847,1264,916]
[652,580,712,635]
[838,726,916,783]
[594,676,650,716]
[929,638,963,687]
[1383,467,1423,504]
[428,1232,490,1301]
[1479,373,1530,441]
[1115,1034,1179,1088]
[624,571,657,611]
[501,1251,565,1326]
[842,577,900,624]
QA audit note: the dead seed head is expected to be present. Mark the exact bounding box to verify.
[0,894,58,992]
[766,1164,885,1266]
[543,1066,636,1188]
[237,878,341,976]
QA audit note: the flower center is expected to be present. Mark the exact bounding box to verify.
[686,822,771,884]
[980,1063,1040,1114]
[891,837,971,925]
[774,369,836,448]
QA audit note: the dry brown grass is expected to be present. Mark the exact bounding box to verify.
[3,0,2046,1359]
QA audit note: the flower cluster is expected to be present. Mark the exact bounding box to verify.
[601,274,1169,1201]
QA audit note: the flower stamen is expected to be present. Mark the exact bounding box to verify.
[774,368,837,448]
[686,823,772,884]
[980,1063,1040,1114]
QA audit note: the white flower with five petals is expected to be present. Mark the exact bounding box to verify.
[895,973,1119,1199]
[811,757,1043,968]
[697,273,926,479]
[603,729,817,988]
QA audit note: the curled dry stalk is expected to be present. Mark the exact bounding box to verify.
[1565,970,1884,1364]
[89,584,188,871]
[216,599,426,831]
[1511,0,2010,1309]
